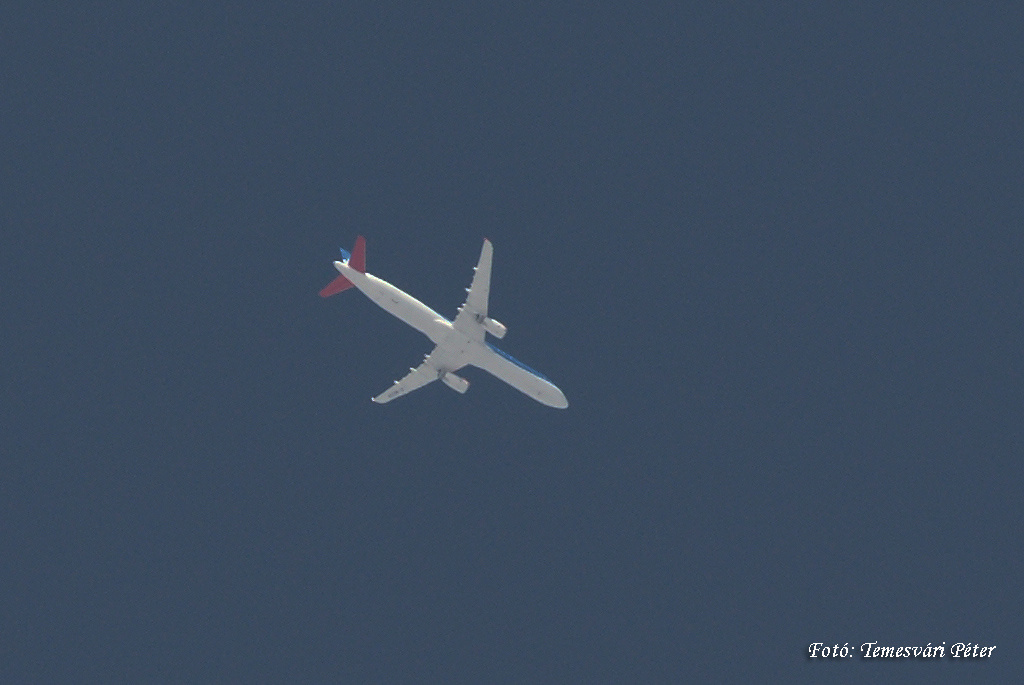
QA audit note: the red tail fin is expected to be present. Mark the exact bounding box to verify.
[350,235,366,273]
[319,236,365,297]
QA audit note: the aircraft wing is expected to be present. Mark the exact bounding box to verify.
[372,359,439,404]
[452,238,493,341]
[371,346,469,404]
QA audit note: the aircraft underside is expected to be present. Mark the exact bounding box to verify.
[321,237,568,409]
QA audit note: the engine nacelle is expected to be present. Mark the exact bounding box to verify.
[441,372,470,394]
[482,317,507,339]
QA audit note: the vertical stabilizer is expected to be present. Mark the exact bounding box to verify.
[350,236,366,273]
[320,236,366,296]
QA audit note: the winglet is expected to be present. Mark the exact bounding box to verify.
[350,235,366,273]
[320,273,353,297]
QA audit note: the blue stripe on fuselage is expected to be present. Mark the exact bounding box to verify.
[486,342,551,382]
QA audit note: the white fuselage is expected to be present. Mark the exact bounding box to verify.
[336,261,452,343]
[334,260,568,408]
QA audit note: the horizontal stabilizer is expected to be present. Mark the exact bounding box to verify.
[320,236,365,296]
[319,273,354,297]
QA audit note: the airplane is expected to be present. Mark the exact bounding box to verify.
[320,236,568,408]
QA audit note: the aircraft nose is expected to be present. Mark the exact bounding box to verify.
[540,386,569,409]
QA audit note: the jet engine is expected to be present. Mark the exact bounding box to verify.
[441,372,470,394]
[482,317,507,339]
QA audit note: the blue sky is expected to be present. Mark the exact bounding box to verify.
[4,4,1021,682]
